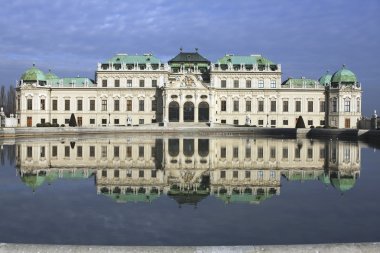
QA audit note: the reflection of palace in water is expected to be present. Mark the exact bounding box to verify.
[15,137,361,204]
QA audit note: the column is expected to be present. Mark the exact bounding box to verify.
[179,94,184,123]
[194,93,198,123]
[209,91,214,127]
[162,90,168,126]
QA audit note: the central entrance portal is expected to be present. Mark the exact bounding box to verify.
[198,102,209,122]
[184,102,194,122]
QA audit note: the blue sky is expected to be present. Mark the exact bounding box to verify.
[0,0,379,115]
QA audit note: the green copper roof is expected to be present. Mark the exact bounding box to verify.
[105,54,161,64]
[331,66,358,84]
[216,54,275,66]
[21,65,46,81]
[282,78,320,88]
[168,52,210,64]
[45,69,59,80]
[104,193,160,203]
[331,177,356,192]
[319,72,332,86]
[217,193,274,204]
[48,77,95,87]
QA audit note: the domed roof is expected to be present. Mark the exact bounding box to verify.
[45,69,59,80]
[331,65,357,84]
[331,177,356,192]
[318,71,332,86]
[20,64,46,81]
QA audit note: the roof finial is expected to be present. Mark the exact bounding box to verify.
[326,70,329,74]
[180,47,183,52]
[342,64,346,68]
[48,69,51,73]
[32,63,35,67]
[195,48,198,52]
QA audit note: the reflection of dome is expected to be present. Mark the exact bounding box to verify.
[216,192,275,204]
[45,69,59,80]
[167,187,209,205]
[103,193,160,203]
[331,65,358,86]
[21,174,45,191]
[21,64,46,81]
[318,71,332,86]
[318,174,331,185]
[330,177,356,192]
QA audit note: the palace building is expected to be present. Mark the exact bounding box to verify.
[16,50,362,128]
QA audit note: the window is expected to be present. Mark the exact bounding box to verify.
[41,118,45,124]
[151,146,156,157]
[320,101,325,112]
[233,171,238,178]
[126,100,132,111]
[114,146,119,158]
[245,171,251,179]
[233,147,239,158]
[90,100,95,111]
[245,147,251,158]
[270,147,276,159]
[295,148,300,159]
[246,101,251,112]
[114,170,119,178]
[283,101,288,112]
[283,120,288,125]
[234,119,239,125]
[220,171,226,178]
[258,147,263,158]
[114,100,120,111]
[139,146,144,157]
[101,146,107,158]
[282,147,288,158]
[65,118,69,124]
[102,170,107,177]
[114,119,119,125]
[320,120,325,125]
[220,147,226,158]
[77,100,82,111]
[308,101,313,112]
[271,120,276,126]
[40,99,45,110]
[258,120,264,126]
[126,146,132,158]
[139,100,144,111]
[332,98,337,112]
[258,101,264,112]
[258,171,264,180]
[357,99,360,113]
[221,100,226,111]
[65,100,70,111]
[234,80,239,88]
[221,80,226,88]
[65,146,70,157]
[114,79,120,87]
[102,119,107,125]
[27,99,32,110]
[139,79,145,87]
[90,118,95,124]
[221,119,226,124]
[270,101,276,112]
[233,101,239,112]
[127,79,132,87]
[102,79,107,87]
[308,120,313,126]
[40,146,45,158]
[344,100,350,112]
[52,119,57,124]
[52,146,57,157]
[152,79,157,87]
[295,101,301,112]
[139,119,144,125]
[77,146,82,158]
[101,100,107,111]
[89,146,95,157]
[246,80,251,88]
[307,148,313,159]
[258,80,264,88]
[52,99,57,111]
[152,100,157,111]
[270,80,276,88]
[27,146,32,158]
[319,148,325,159]
[151,170,157,178]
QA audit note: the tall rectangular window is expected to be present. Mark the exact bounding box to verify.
[270,80,276,88]
[246,80,251,88]
[245,147,251,158]
[258,80,264,88]
[127,100,132,111]
[257,147,263,159]
[139,146,144,157]
[152,79,157,87]
[233,101,239,112]
[89,100,95,111]
[139,79,145,87]
[246,101,251,112]
[221,100,226,112]
[102,79,107,87]
[357,99,360,113]
[27,146,32,158]
[65,100,70,111]
[220,147,226,158]
[234,80,239,88]
[114,79,120,87]
[258,101,264,112]
[65,146,70,157]
[127,79,132,87]
[77,100,83,111]
[114,100,120,111]
[114,146,119,158]
[139,100,144,111]
[40,146,45,158]
[295,101,301,112]
[282,147,288,159]
[332,99,337,112]
[101,146,107,158]
[308,101,313,112]
[40,99,45,110]
[344,100,350,112]
[52,146,57,157]
[101,100,107,111]
[77,146,82,158]
[152,100,157,111]
[89,146,95,157]
[126,146,132,158]
[221,80,227,88]
[283,101,288,112]
[270,101,276,112]
[27,99,32,110]
[52,99,57,111]
[320,101,326,112]
[233,147,239,158]
[270,147,276,159]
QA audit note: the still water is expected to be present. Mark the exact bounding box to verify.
[0,135,379,246]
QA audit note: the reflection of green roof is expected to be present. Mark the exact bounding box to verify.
[21,65,46,81]
[216,193,274,204]
[319,72,332,86]
[216,54,275,66]
[168,189,209,205]
[105,54,161,64]
[331,177,356,192]
[331,66,358,84]
[21,174,45,190]
[47,77,95,87]
[104,193,160,203]
[318,174,331,185]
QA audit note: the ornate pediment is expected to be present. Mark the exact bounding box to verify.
[169,74,208,90]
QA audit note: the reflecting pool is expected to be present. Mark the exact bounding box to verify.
[0,135,380,245]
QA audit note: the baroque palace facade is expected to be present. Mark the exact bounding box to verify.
[16,50,362,128]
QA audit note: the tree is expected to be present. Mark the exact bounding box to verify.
[69,113,77,127]
[295,116,305,128]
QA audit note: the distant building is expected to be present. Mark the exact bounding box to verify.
[15,51,362,128]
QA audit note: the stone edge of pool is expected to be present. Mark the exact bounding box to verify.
[1,242,380,253]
